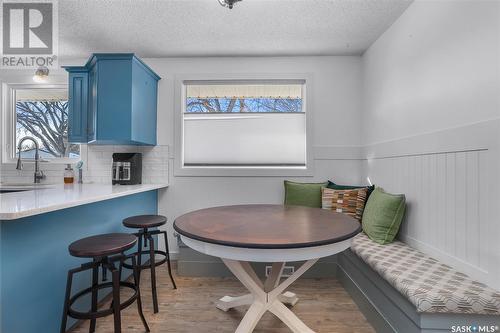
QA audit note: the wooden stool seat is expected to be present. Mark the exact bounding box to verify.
[69,233,136,258]
[62,233,149,333]
[123,215,167,229]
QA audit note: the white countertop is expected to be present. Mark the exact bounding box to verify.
[0,183,167,220]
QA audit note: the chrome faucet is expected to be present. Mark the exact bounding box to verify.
[16,136,45,183]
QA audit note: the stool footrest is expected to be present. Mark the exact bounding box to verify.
[67,281,138,320]
[122,249,168,270]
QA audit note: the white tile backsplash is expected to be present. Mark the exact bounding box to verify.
[0,145,169,185]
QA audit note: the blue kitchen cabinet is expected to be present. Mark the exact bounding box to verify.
[64,54,160,145]
[67,70,88,143]
[87,63,97,142]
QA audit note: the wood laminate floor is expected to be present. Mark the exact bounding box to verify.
[71,264,375,333]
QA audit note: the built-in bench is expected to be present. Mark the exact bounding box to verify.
[177,230,500,331]
[338,233,500,332]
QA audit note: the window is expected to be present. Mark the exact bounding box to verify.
[182,80,306,168]
[11,87,80,160]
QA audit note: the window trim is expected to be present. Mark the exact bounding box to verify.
[173,73,314,177]
[1,83,82,164]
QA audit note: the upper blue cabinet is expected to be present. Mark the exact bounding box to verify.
[64,54,160,145]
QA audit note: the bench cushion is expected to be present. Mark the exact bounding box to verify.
[351,232,500,315]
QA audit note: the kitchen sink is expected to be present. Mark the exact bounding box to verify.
[0,183,55,193]
[0,189,31,194]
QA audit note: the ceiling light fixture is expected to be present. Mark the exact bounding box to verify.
[218,0,241,9]
[33,66,49,83]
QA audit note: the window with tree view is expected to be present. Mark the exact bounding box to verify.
[14,88,80,159]
[183,82,306,167]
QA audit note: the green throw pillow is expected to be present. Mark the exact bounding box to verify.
[361,187,406,244]
[284,180,328,208]
[327,180,375,199]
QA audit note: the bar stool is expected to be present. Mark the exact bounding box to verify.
[122,214,177,314]
[60,233,149,333]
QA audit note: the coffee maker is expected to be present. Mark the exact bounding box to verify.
[112,153,142,185]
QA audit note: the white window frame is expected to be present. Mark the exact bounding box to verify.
[1,82,82,165]
[174,73,314,177]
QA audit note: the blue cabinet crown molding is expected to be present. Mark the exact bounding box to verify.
[63,53,160,145]
[78,53,161,81]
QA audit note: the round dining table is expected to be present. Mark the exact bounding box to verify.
[174,204,361,333]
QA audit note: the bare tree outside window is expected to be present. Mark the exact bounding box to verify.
[186,97,302,113]
[14,89,80,159]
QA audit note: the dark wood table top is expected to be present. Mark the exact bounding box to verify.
[174,204,361,249]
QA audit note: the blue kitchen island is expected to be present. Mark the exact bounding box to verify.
[0,183,166,333]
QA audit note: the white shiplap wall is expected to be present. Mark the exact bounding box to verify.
[361,0,499,290]
[365,120,500,290]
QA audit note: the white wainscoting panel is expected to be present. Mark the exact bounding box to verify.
[365,119,499,290]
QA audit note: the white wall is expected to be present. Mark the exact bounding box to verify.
[362,0,500,289]
[149,56,363,147]
[143,56,365,256]
[0,57,365,259]
[362,0,499,144]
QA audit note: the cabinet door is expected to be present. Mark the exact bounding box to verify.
[131,61,158,145]
[87,65,97,142]
[67,72,88,143]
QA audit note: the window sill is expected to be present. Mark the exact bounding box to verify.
[174,164,314,177]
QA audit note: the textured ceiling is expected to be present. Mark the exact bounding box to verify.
[58,0,413,59]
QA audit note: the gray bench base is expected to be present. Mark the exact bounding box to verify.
[338,250,500,333]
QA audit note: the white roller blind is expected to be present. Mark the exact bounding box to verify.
[183,81,306,167]
[186,83,302,99]
[183,113,306,166]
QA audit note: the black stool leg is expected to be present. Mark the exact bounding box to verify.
[136,235,143,283]
[111,265,121,333]
[109,258,123,310]
[147,234,159,313]
[118,258,123,280]
[161,231,177,289]
[89,262,99,333]
[132,255,150,332]
[60,269,75,333]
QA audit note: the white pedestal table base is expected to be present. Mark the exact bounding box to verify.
[217,258,319,333]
